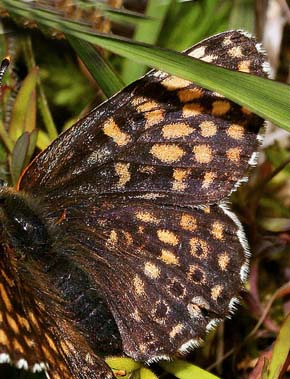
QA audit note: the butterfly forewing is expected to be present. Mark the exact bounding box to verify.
[19,31,267,206]
[0,245,114,379]
[0,30,269,377]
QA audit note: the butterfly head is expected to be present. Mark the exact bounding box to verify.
[0,189,51,256]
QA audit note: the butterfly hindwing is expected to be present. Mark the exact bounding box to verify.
[44,201,247,361]
[0,245,113,379]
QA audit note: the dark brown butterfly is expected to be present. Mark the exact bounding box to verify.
[0,31,268,379]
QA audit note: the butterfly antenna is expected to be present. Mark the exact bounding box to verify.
[0,57,10,86]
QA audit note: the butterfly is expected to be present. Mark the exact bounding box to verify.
[0,30,268,379]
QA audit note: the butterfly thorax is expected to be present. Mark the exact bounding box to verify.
[0,188,51,255]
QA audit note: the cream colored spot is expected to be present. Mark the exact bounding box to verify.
[211,221,224,240]
[183,103,203,117]
[136,193,162,200]
[212,100,231,116]
[157,229,179,246]
[169,323,184,339]
[115,162,130,188]
[160,249,179,265]
[7,315,19,334]
[218,253,230,270]
[1,269,14,287]
[190,238,209,258]
[0,329,9,346]
[213,91,225,98]
[223,36,232,46]
[188,265,206,283]
[178,87,203,102]
[85,353,94,365]
[139,343,147,353]
[211,285,223,301]
[161,76,191,90]
[144,262,160,279]
[150,144,185,163]
[199,120,217,137]
[189,46,206,58]
[203,206,210,213]
[173,168,190,191]
[138,165,155,174]
[60,340,75,355]
[135,211,159,224]
[87,146,110,165]
[229,46,243,58]
[187,303,201,318]
[123,231,133,245]
[151,301,168,325]
[107,230,118,245]
[242,107,252,115]
[227,124,244,140]
[103,118,131,146]
[0,283,12,312]
[202,171,216,188]
[138,225,145,233]
[17,314,30,331]
[131,96,146,106]
[24,335,34,348]
[193,144,212,163]
[133,275,145,296]
[202,55,217,62]
[28,311,40,329]
[42,345,55,363]
[133,98,160,116]
[13,339,24,353]
[238,60,251,73]
[45,333,58,353]
[131,309,141,322]
[98,219,107,228]
[162,123,193,139]
[56,368,65,378]
[227,147,241,162]
[145,109,164,128]
[180,214,197,231]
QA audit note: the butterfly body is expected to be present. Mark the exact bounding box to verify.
[0,189,52,255]
[0,31,268,379]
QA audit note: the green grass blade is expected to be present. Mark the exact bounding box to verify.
[160,359,221,379]
[62,31,290,132]
[67,36,124,98]
[8,67,38,140]
[21,36,58,141]
[228,0,255,31]
[140,367,159,379]
[3,0,290,132]
[122,0,172,83]
[75,0,149,27]
[267,313,290,379]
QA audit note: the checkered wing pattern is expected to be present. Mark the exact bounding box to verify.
[0,246,113,379]
[0,31,268,377]
[20,31,267,206]
[50,201,248,361]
